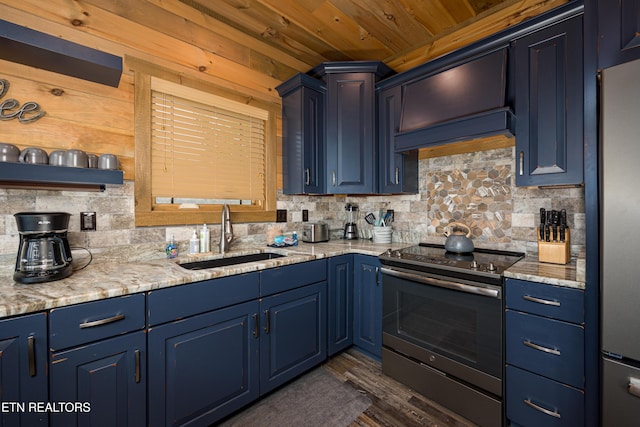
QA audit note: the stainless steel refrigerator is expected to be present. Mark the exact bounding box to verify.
[601,58,640,425]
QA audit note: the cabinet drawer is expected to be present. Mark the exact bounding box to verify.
[506,310,584,388]
[49,294,145,350]
[505,278,584,323]
[602,357,640,426]
[148,272,259,326]
[261,259,327,296]
[506,365,584,427]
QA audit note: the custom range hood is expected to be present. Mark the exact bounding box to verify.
[391,48,515,152]
[0,19,122,87]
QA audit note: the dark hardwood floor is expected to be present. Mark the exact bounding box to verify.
[322,348,478,427]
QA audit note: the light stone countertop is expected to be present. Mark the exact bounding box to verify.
[0,240,585,318]
[0,240,406,318]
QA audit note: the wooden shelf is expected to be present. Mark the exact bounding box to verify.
[0,162,123,191]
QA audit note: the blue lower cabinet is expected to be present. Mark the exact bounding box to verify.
[148,300,260,427]
[0,313,48,427]
[353,255,382,358]
[327,255,354,356]
[49,331,146,427]
[260,282,327,395]
[506,365,584,427]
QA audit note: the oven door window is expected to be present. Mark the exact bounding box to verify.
[383,273,502,379]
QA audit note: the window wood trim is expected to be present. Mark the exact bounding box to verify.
[130,57,277,226]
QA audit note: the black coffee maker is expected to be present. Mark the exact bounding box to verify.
[14,212,73,284]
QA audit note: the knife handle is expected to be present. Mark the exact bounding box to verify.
[560,209,567,227]
[540,208,546,224]
[559,225,566,242]
[552,225,558,241]
[545,225,550,242]
[539,224,545,241]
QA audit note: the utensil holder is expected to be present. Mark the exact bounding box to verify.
[372,226,392,244]
[538,228,571,264]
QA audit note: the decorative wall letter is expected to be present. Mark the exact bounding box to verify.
[0,79,46,123]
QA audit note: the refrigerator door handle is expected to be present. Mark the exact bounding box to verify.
[628,377,640,398]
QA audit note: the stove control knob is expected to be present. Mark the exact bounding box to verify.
[470,260,479,269]
[385,248,393,256]
[393,250,402,258]
[487,262,497,272]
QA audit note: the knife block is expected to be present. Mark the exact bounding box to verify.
[538,228,571,264]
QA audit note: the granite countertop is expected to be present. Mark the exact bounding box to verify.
[0,240,585,318]
[0,240,407,318]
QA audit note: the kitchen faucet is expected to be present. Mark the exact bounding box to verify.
[220,204,233,253]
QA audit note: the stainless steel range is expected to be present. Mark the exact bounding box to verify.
[379,243,524,427]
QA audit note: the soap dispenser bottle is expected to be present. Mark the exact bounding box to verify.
[199,224,210,253]
[165,235,178,259]
[189,230,199,254]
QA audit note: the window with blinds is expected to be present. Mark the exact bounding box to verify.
[150,78,268,207]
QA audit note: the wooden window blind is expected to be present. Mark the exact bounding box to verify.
[150,78,268,206]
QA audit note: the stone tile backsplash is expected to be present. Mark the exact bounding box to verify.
[0,147,585,270]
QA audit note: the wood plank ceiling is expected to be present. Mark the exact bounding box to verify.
[178,0,569,75]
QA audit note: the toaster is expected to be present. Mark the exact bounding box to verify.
[302,223,329,243]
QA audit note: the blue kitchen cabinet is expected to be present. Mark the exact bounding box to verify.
[148,300,260,427]
[377,84,418,194]
[275,73,326,194]
[353,254,382,359]
[597,0,640,69]
[513,13,584,186]
[0,312,48,427]
[48,294,146,427]
[327,255,354,356]
[259,281,327,395]
[313,62,394,194]
[504,278,585,426]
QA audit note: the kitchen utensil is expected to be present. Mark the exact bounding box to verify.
[98,153,119,170]
[443,222,474,253]
[48,150,66,166]
[19,147,48,164]
[87,154,98,168]
[63,149,88,168]
[0,143,20,162]
[364,213,376,225]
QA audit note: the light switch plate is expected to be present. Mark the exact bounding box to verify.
[276,209,287,223]
[302,209,309,222]
[80,212,96,231]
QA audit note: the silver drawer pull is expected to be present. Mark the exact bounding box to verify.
[523,294,561,307]
[79,314,125,329]
[524,399,561,419]
[628,377,640,398]
[523,340,561,356]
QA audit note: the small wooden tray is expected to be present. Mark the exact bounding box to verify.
[538,228,571,264]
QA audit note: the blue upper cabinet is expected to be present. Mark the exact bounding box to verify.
[513,13,584,186]
[312,62,395,194]
[276,74,326,194]
[597,0,640,69]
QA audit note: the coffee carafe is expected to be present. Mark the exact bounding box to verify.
[14,212,73,284]
[343,203,359,240]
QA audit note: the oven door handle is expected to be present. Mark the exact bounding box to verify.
[380,267,501,299]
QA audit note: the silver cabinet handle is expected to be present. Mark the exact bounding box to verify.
[628,377,640,398]
[519,151,524,176]
[524,399,561,419]
[134,349,141,383]
[79,314,125,329]
[523,294,561,307]
[305,168,310,185]
[264,309,270,334]
[332,170,336,186]
[394,167,399,185]
[523,340,561,356]
[28,335,36,377]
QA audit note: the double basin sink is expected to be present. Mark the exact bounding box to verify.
[178,252,286,270]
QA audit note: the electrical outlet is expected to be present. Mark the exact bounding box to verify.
[386,209,394,223]
[80,212,96,231]
[302,209,309,222]
[276,209,287,223]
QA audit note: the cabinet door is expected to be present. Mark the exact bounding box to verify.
[327,255,354,356]
[279,74,326,194]
[49,331,146,427]
[353,255,382,358]
[260,282,327,395]
[514,15,583,186]
[598,0,640,69]
[377,85,418,194]
[0,313,48,427]
[148,300,259,427]
[325,73,376,193]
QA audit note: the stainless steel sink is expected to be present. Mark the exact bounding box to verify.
[178,252,285,270]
